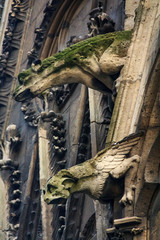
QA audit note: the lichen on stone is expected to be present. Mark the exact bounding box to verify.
[18,31,132,84]
[18,68,32,83]
[14,85,22,95]
[13,30,133,101]
[108,31,132,57]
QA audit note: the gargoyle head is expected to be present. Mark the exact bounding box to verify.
[44,170,78,204]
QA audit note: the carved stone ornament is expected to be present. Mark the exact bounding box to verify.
[21,99,42,127]
[106,228,124,240]
[40,110,67,159]
[48,112,67,158]
[0,124,22,238]
[13,31,132,102]
[0,124,21,165]
[87,2,115,37]
[0,0,29,136]
[51,84,77,108]
[106,216,143,239]
[27,0,62,65]
[43,133,142,205]
[66,5,115,49]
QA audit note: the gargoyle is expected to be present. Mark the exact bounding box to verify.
[14,31,132,101]
[44,133,142,206]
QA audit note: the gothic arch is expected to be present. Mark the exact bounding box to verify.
[41,0,92,58]
[40,0,125,58]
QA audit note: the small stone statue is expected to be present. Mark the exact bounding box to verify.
[6,124,21,143]
[0,124,21,169]
[87,2,115,37]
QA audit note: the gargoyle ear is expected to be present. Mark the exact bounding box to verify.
[61,170,78,182]
[62,178,78,190]
[62,177,78,183]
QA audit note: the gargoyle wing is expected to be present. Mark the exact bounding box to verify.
[94,133,142,175]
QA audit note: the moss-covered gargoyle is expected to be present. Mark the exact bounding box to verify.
[14,31,132,101]
[44,134,141,206]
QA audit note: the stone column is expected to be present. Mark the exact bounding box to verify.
[38,122,53,240]
[107,0,160,144]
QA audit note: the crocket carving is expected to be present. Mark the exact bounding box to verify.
[44,133,141,206]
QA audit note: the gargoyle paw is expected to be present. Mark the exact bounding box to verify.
[119,191,133,206]
[119,195,127,206]
[132,155,141,163]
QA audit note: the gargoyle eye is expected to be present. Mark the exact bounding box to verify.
[47,184,57,193]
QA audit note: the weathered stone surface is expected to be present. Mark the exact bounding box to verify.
[1,0,160,239]
[44,133,142,205]
[14,31,132,101]
[107,0,160,143]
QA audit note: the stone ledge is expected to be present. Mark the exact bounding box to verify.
[114,216,142,227]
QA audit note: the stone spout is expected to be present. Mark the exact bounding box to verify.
[13,31,132,101]
[44,133,142,206]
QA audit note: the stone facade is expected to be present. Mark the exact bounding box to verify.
[0,0,160,240]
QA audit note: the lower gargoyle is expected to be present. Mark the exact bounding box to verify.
[44,133,142,206]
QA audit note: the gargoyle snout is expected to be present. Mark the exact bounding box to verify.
[43,190,51,204]
[13,88,34,102]
[44,198,50,204]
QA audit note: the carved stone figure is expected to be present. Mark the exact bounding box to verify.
[87,2,115,38]
[13,31,132,101]
[6,124,20,143]
[44,133,142,206]
[0,124,20,169]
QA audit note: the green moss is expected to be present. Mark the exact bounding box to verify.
[37,34,114,73]
[18,31,132,84]
[14,85,22,95]
[37,31,132,73]
[111,31,132,57]
[134,2,143,29]
[18,68,32,83]
[114,30,132,41]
